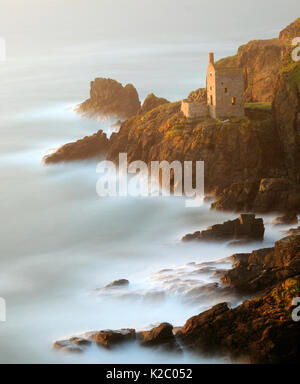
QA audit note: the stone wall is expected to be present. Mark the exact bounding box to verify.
[181,100,208,118]
[214,69,245,118]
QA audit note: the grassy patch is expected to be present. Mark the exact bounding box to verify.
[245,102,272,111]
[215,55,238,69]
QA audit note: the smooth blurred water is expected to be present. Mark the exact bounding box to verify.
[0,26,296,364]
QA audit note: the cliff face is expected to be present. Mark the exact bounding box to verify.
[238,39,288,102]
[108,102,284,196]
[212,58,300,213]
[273,62,300,184]
[77,78,141,120]
[215,18,300,103]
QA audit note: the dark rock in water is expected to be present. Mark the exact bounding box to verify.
[43,130,109,164]
[53,340,84,354]
[105,279,129,288]
[177,277,300,364]
[139,93,169,115]
[273,213,298,226]
[137,323,177,348]
[223,234,300,293]
[182,214,265,243]
[77,78,141,119]
[91,328,136,349]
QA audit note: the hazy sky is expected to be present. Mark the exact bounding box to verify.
[0,0,299,58]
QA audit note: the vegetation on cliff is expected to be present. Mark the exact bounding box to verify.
[139,93,169,115]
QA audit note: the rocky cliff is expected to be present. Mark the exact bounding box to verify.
[139,93,169,115]
[213,58,300,213]
[215,17,300,102]
[178,276,300,364]
[77,78,141,119]
[223,233,300,293]
[43,130,109,164]
[108,101,285,197]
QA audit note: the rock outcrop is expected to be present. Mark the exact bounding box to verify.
[182,214,264,243]
[91,329,136,349]
[273,213,298,226]
[139,93,169,115]
[178,277,300,363]
[222,234,300,293]
[137,323,175,347]
[77,78,141,119]
[53,324,178,354]
[43,130,109,164]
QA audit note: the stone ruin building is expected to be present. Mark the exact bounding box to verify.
[181,53,245,119]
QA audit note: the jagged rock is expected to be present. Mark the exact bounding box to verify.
[182,214,264,243]
[137,323,179,351]
[105,279,129,288]
[139,93,169,115]
[91,328,136,348]
[222,234,300,293]
[43,130,109,164]
[273,213,298,226]
[77,78,141,119]
[177,277,300,363]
